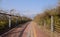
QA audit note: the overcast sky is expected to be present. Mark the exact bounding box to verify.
[0,0,58,18]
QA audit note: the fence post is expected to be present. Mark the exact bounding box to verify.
[51,15,54,37]
[9,16,11,28]
[51,15,54,32]
[44,19,46,28]
[16,17,18,26]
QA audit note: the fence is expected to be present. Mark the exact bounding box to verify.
[0,12,22,35]
[39,15,60,37]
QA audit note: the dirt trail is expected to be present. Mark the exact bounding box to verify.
[0,22,49,37]
[0,22,29,37]
[22,22,49,37]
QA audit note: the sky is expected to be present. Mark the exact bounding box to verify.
[0,0,58,18]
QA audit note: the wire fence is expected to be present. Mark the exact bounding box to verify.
[36,15,60,37]
[0,10,32,35]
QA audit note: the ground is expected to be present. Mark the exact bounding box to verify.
[0,22,49,37]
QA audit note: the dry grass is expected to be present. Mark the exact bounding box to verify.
[38,25,60,37]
